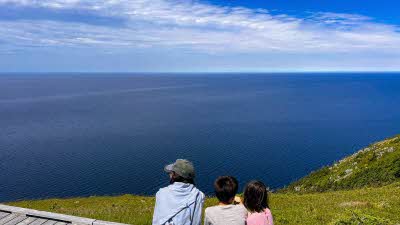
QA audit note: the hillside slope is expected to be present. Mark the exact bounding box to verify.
[285,135,400,193]
[7,184,400,225]
[5,135,400,224]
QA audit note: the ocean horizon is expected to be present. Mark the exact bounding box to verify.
[1,73,400,202]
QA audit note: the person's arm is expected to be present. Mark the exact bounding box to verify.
[193,193,205,225]
[152,192,161,225]
[269,213,274,225]
[234,196,243,205]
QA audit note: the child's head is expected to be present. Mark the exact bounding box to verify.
[243,180,270,213]
[214,176,239,204]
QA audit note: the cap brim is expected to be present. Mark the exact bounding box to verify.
[164,164,174,173]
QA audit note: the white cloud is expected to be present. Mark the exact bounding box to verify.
[0,0,400,55]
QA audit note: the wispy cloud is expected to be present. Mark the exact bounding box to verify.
[0,0,400,70]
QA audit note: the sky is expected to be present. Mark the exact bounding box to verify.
[1,0,400,72]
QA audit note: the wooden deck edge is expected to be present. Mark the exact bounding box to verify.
[0,205,128,225]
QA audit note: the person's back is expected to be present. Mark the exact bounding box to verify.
[204,204,247,225]
[152,159,205,225]
[246,208,273,225]
[243,181,274,225]
[153,182,205,225]
[204,176,247,225]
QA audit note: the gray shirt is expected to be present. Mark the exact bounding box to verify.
[204,205,247,225]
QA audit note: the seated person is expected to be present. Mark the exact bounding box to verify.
[243,181,274,225]
[152,159,205,225]
[204,176,247,225]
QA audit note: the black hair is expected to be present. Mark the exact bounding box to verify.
[214,176,238,204]
[243,180,270,213]
[170,172,195,185]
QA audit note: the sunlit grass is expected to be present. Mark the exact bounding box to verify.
[285,135,400,193]
[7,183,400,225]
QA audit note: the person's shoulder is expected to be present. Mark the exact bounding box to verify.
[204,205,221,218]
[264,208,273,216]
[193,187,205,199]
[247,209,272,220]
[155,185,171,197]
[199,191,205,199]
[234,204,247,210]
[232,204,248,215]
[206,205,245,213]
[205,205,220,212]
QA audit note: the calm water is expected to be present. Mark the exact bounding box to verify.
[1,73,400,202]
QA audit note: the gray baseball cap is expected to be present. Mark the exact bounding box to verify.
[164,159,195,179]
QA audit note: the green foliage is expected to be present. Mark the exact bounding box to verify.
[284,135,400,193]
[332,211,392,225]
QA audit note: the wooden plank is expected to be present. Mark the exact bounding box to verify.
[0,213,10,220]
[0,205,127,225]
[27,218,47,225]
[3,215,27,225]
[54,222,68,225]
[0,205,26,215]
[41,221,57,225]
[93,221,127,225]
[0,214,20,225]
[15,217,37,225]
[0,205,92,225]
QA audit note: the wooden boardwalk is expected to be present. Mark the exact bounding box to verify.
[0,205,128,225]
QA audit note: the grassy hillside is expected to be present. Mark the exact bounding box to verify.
[7,183,400,225]
[5,135,400,224]
[285,135,400,193]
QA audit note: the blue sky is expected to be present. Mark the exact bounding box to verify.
[1,0,400,72]
[211,0,400,24]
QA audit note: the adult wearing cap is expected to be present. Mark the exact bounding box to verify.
[152,159,205,225]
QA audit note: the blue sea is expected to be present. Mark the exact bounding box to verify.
[1,73,400,202]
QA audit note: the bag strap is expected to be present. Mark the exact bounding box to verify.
[189,192,200,225]
[164,192,200,225]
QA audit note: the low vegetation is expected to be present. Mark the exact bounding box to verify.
[6,135,400,224]
[285,135,400,193]
[7,183,400,225]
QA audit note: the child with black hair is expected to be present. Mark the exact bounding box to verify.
[243,181,274,225]
[204,176,247,225]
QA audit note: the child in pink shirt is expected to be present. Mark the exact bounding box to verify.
[243,181,274,225]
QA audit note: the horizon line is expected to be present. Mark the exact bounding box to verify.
[1,71,400,75]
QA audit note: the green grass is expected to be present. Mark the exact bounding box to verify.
[284,135,400,193]
[6,135,400,224]
[6,183,400,225]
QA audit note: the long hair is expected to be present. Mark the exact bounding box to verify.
[243,180,270,213]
